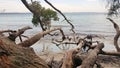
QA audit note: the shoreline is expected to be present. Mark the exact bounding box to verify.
[32,34,117,55]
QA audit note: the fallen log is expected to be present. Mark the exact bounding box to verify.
[100,51,120,56]
[61,48,81,68]
[0,35,49,68]
[79,43,104,68]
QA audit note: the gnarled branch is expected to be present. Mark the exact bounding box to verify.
[80,43,104,68]
[8,26,32,41]
[18,28,63,47]
[107,18,120,52]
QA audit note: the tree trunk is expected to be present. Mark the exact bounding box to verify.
[61,48,80,68]
[80,43,104,68]
[21,0,35,13]
[21,0,45,31]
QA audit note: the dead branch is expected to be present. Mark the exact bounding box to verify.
[0,30,15,34]
[61,48,80,68]
[80,43,104,68]
[21,35,29,39]
[107,18,120,52]
[8,26,32,41]
[100,51,120,56]
[0,35,49,68]
[44,0,75,33]
[18,28,62,47]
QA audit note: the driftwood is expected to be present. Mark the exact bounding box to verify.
[0,27,65,68]
[0,1,120,67]
[60,37,120,68]
[61,48,80,68]
[8,26,32,41]
[80,43,104,68]
[18,28,62,47]
[0,36,49,68]
[0,26,120,68]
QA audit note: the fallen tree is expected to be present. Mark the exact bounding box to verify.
[0,0,120,68]
[80,43,104,68]
[0,27,64,68]
[0,26,120,68]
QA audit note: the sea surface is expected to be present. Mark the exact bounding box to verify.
[0,12,119,53]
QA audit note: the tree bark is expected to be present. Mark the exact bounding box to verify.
[0,36,49,68]
[80,43,104,68]
[61,48,80,68]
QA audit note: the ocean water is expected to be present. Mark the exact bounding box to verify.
[0,13,117,36]
[0,12,119,52]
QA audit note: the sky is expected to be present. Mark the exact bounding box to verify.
[0,0,108,13]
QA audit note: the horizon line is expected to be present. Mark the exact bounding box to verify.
[0,11,108,14]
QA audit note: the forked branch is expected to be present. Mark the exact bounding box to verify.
[8,26,32,41]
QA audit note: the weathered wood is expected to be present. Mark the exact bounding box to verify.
[8,26,32,41]
[80,43,104,68]
[61,48,80,68]
[101,51,120,56]
[18,28,61,47]
[0,30,14,34]
[0,35,49,68]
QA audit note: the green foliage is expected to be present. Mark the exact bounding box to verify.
[29,1,59,29]
[29,1,42,16]
[107,0,120,16]
[32,15,39,26]
[41,8,59,21]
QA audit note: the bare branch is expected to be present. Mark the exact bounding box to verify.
[21,35,29,39]
[101,51,120,56]
[18,28,62,47]
[8,26,32,41]
[0,30,15,34]
[107,18,119,32]
[44,0,75,33]
[107,18,120,52]
[21,0,45,31]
